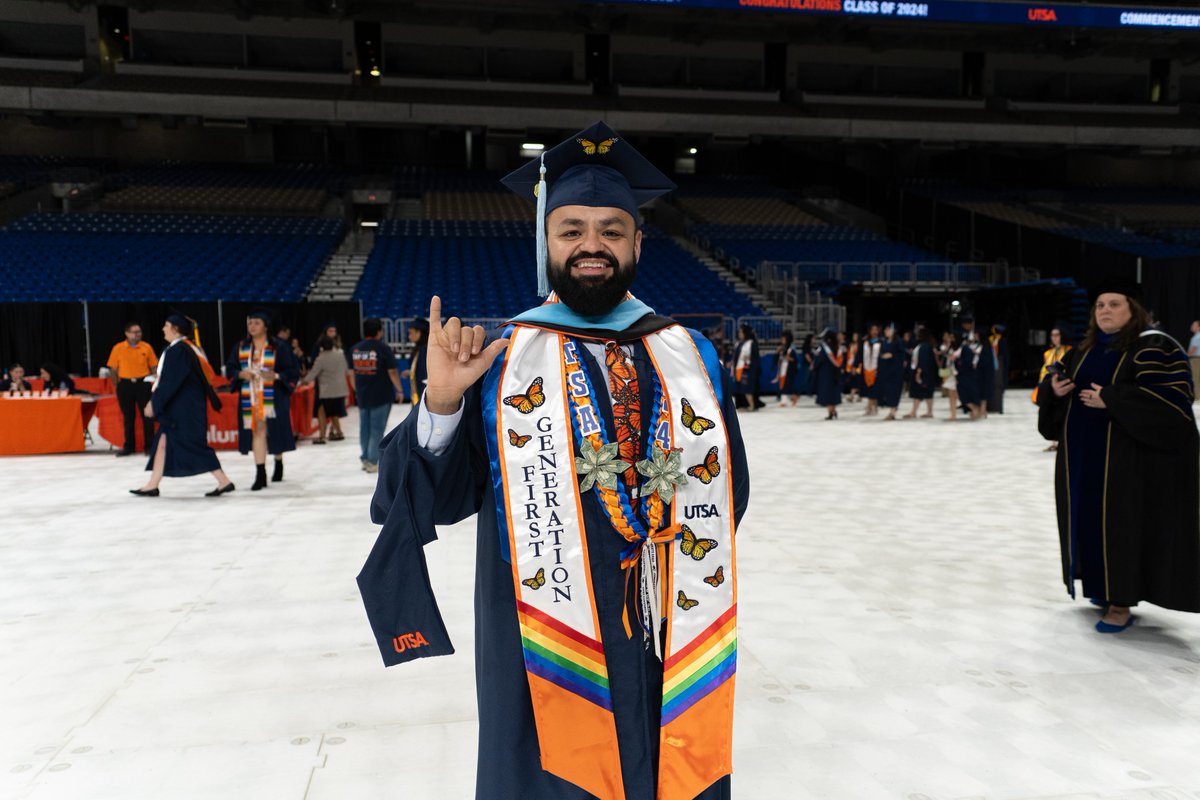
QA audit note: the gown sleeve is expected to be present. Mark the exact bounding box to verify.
[357,380,492,666]
[224,344,242,389]
[273,341,300,395]
[1035,347,1078,441]
[718,368,751,528]
[1101,335,1197,450]
[151,346,187,416]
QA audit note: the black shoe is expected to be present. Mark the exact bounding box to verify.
[272,460,283,483]
[205,482,235,497]
[251,465,268,491]
[116,449,135,457]
[312,439,327,445]
[129,488,160,497]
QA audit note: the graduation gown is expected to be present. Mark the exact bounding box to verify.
[1038,331,1200,610]
[146,339,222,477]
[732,339,760,398]
[225,337,301,456]
[908,343,938,400]
[956,343,983,406]
[775,345,799,396]
[876,340,906,408]
[359,317,750,800]
[814,345,843,406]
[987,336,1009,413]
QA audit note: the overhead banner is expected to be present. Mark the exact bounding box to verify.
[590,0,1200,30]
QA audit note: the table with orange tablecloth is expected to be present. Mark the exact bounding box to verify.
[98,383,316,452]
[0,396,86,455]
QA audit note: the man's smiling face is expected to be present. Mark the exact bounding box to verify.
[545,205,642,317]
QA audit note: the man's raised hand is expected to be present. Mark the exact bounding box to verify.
[423,295,510,414]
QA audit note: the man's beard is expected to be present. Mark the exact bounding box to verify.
[548,251,637,318]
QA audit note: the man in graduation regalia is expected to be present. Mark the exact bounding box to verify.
[358,122,750,800]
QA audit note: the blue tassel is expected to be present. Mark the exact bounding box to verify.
[535,154,549,297]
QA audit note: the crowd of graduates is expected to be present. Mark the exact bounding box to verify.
[723,316,1015,421]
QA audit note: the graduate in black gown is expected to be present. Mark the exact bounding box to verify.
[986,324,1010,414]
[225,312,301,491]
[956,317,984,419]
[774,330,799,405]
[732,323,763,410]
[813,327,844,420]
[904,325,938,418]
[357,123,750,800]
[859,324,882,416]
[876,322,906,420]
[1038,283,1200,633]
[131,315,234,497]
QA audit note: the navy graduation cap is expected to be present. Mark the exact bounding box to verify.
[500,121,676,296]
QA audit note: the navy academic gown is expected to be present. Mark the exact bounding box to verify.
[1038,331,1200,610]
[225,337,300,456]
[814,346,843,406]
[956,342,983,407]
[876,340,906,408]
[358,316,750,800]
[146,339,222,477]
[908,343,938,400]
[987,336,1009,413]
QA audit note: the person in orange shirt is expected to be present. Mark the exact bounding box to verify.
[107,322,159,456]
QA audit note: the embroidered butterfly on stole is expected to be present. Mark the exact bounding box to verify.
[677,590,699,611]
[679,525,718,561]
[680,397,716,436]
[578,137,618,155]
[522,567,546,590]
[703,566,725,587]
[508,429,532,448]
[687,446,721,484]
[504,377,546,414]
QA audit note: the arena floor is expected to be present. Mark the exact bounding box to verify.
[4,392,1200,800]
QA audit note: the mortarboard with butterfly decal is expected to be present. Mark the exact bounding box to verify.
[500,121,676,297]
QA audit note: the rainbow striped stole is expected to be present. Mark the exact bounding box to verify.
[487,324,737,800]
[239,341,276,429]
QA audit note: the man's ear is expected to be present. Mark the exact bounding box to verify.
[634,228,643,263]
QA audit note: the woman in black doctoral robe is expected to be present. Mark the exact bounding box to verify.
[131,316,234,497]
[1038,285,1200,633]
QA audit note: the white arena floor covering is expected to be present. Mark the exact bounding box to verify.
[4,390,1200,800]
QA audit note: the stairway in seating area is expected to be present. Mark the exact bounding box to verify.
[307,228,373,302]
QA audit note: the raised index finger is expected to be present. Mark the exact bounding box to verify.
[429,296,443,336]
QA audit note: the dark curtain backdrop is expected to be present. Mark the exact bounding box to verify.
[4,301,361,380]
[87,302,221,374]
[1142,257,1200,345]
[218,302,362,370]
[0,303,88,377]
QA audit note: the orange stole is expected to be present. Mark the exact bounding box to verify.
[863,368,878,387]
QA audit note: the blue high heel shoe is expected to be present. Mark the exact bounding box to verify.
[1095,616,1134,634]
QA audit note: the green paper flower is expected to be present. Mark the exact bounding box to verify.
[576,441,625,492]
[635,446,687,504]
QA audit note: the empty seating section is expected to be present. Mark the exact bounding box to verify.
[102,163,333,215]
[675,196,825,226]
[354,220,764,320]
[0,213,342,302]
[423,192,532,221]
[954,202,1064,230]
[1044,227,1200,258]
[691,222,975,282]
